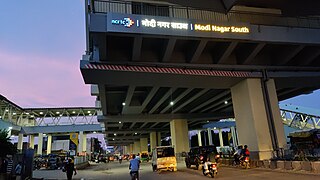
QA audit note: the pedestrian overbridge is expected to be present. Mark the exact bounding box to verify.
[0,94,103,155]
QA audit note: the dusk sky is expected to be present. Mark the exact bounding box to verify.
[0,1,319,110]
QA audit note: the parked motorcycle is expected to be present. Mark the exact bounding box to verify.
[240,156,250,169]
[202,162,218,178]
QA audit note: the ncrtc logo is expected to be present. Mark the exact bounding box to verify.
[111,17,134,28]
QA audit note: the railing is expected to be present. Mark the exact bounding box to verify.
[90,0,320,29]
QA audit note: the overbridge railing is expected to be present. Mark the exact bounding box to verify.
[90,0,320,29]
[280,109,320,130]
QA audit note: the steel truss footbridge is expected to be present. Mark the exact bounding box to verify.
[0,94,103,135]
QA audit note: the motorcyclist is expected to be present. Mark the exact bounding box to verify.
[119,154,122,164]
[233,145,243,165]
[129,154,140,180]
[240,145,250,162]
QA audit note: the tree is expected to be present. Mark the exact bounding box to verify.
[0,129,17,158]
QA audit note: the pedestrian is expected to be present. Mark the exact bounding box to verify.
[15,162,22,180]
[6,156,13,179]
[65,158,77,180]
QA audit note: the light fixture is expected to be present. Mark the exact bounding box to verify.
[5,109,9,112]
[93,131,97,134]
[113,138,115,141]
[119,121,122,124]
[122,102,126,106]
[170,101,174,106]
[25,112,29,115]
[30,115,34,118]
[59,114,63,117]
[0,116,2,119]
[213,127,217,130]
[72,111,76,114]
[56,112,60,114]
[43,134,47,136]
[135,132,137,135]
[224,101,228,104]
[89,113,92,116]
[114,133,117,136]
[8,127,13,130]
[12,112,16,115]
[207,120,209,123]
[87,111,91,113]
[39,112,43,115]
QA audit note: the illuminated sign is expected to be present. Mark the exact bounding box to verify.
[194,24,249,33]
[140,19,189,30]
[111,17,134,28]
[108,14,251,36]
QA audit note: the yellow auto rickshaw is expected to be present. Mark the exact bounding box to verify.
[151,146,177,172]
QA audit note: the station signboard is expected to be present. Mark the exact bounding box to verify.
[106,13,251,39]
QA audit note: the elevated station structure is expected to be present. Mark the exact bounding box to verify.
[81,0,320,160]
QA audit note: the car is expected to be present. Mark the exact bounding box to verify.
[185,145,218,170]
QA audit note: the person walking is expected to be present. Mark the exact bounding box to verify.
[65,158,77,180]
[15,162,22,180]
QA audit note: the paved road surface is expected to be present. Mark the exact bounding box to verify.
[33,161,319,180]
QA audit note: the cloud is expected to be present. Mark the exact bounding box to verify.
[0,49,95,108]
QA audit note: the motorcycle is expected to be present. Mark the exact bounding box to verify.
[202,162,218,178]
[240,156,250,169]
[130,171,138,180]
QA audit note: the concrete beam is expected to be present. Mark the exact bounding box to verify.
[160,88,193,113]
[162,38,177,62]
[300,48,320,66]
[98,112,232,123]
[149,87,177,114]
[139,87,159,113]
[21,124,103,135]
[190,90,230,113]
[201,97,232,112]
[132,37,143,61]
[98,85,107,115]
[217,42,238,64]
[241,43,266,65]
[105,129,169,134]
[189,40,208,63]
[122,86,135,114]
[172,88,210,113]
[277,45,305,65]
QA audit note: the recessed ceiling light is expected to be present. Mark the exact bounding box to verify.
[122,102,126,106]
[119,121,122,124]
[170,101,174,106]
[56,112,60,114]
[224,101,228,104]
[39,112,43,115]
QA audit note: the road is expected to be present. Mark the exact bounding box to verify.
[33,161,319,180]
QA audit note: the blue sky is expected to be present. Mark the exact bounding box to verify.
[0,0,319,110]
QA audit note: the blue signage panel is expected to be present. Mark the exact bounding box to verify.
[106,13,251,39]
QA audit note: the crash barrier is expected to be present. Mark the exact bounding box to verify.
[220,159,320,174]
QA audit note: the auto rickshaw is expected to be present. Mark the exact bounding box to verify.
[151,146,177,172]
[140,151,150,162]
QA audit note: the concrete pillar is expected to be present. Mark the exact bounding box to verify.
[208,128,213,145]
[29,135,35,149]
[219,129,224,147]
[197,130,202,146]
[266,79,287,150]
[78,131,87,153]
[157,132,161,146]
[129,144,134,154]
[37,133,43,155]
[82,133,87,152]
[231,78,286,160]
[140,138,148,152]
[170,119,189,159]
[124,145,128,154]
[150,132,157,151]
[17,133,23,150]
[230,126,238,147]
[47,134,52,155]
[133,141,141,154]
